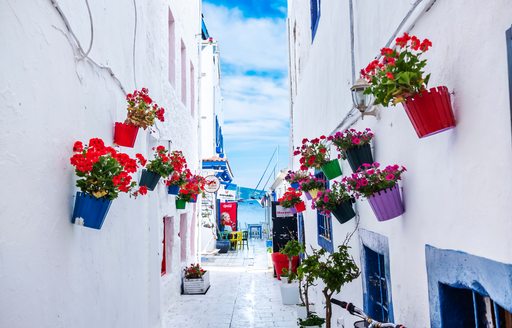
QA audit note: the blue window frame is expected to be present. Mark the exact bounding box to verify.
[506,25,512,137]
[215,115,224,157]
[297,213,305,259]
[310,0,321,41]
[359,229,394,323]
[426,245,512,327]
[316,171,333,253]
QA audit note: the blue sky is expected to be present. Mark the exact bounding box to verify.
[203,0,289,189]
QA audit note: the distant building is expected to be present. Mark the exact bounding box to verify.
[287,1,512,327]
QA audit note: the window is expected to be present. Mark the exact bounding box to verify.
[190,61,195,116]
[363,246,390,322]
[297,213,305,259]
[506,25,512,136]
[440,284,512,327]
[310,0,321,41]
[168,9,176,87]
[359,229,394,323]
[426,245,512,327]
[316,171,333,253]
[180,40,187,105]
[180,213,187,262]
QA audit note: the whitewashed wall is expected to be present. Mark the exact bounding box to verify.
[288,0,512,326]
[0,0,201,327]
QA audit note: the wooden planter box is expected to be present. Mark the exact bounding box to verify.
[183,271,210,295]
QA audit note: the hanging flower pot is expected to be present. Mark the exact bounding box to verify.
[290,182,300,189]
[139,169,161,191]
[294,201,306,213]
[72,192,113,230]
[307,188,320,199]
[402,86,456,138]
[367,185,404,221]
[321,159,342,180]
[175,198,187,209]
[346,144,374,172]
[168,184,180,195]
[189,195,197,203]
[113,122,139,148]
[330,199,356,224]
[289,206,298,215]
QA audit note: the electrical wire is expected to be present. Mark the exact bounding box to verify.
[252,147,277,193]
[82,0,93,58]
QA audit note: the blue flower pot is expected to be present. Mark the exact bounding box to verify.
[72,192,112,230]
[216,240,230,253]
[168,185,180,195]
[139,169,161,191]
[189,196,197,203]
[291,182,300,189]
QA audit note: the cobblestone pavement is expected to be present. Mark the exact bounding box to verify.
[163,240,298,328]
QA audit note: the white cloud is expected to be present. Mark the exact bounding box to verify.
[202,3,288,71]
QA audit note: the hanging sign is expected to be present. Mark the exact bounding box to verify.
[276,204,294,218]
[204,175,221,193]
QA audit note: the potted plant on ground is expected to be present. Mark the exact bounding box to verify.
[329,128,374,172]
[294,136,342,180]
[343,162,406,221]
[182,263,210,294]
[136,146,175,191]
[279,239,304,305]
[285,170,310,189]
[298,314,326,328]
[70,138,147,229]
[315,244,360,328]
[114,88,165,147]
[299,175,326,201]
[278,188,306,214]
[297,250,321,319]
[361,33,455,138]
[313,182,356,224]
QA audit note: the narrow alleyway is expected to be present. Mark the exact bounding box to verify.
[164,241,298,328]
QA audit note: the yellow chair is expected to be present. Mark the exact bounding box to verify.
[235,231,243,250]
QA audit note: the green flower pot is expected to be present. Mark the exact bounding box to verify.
[176,199,187,209]
[321,159,342,180]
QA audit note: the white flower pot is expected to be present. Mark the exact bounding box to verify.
[183,271,210,294]
[280,281,300,305]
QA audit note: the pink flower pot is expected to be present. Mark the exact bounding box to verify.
[367,185,404,221]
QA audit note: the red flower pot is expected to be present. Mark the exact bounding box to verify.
[114,122,139,147]
[402,86,456,138]
[294,201,306,213]
[271,253,299,280]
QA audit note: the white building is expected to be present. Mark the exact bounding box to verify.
[0,1,204,327]
[287,1,512,327]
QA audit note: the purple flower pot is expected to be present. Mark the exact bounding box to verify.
[304,191,312,200]
[367,185,404,221]
[290,207,298,214]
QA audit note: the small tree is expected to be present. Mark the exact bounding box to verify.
[297,250,321,316]
[315,245,360,328]
[280,239,304,283]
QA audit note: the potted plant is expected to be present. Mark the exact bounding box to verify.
[329,128,374,172]
[70,138,147,229]
[178,175,205,208]
[182,263,210,294]
[278,188,306,214]
[271,251,300,280]
[165,151,189,195]
[343,162,406,221]
[294,136,342,180]
[297,251,322,319]
[298,314,326,328]
[313,182,356,224]
[187,175,206,203]
[285,170,310,189]
[114,88,165,147]
[362,33,455,138]
[299,175,326,200]
[279,239,304,305]
[136,146,175,191]
[314,245,360,328]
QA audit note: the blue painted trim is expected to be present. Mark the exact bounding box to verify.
[310,0,321,42]
[315,171,333,253]
[358,229,394,323]
[297,213,305,259]
[425,245,512,327]
[201,17,210,40]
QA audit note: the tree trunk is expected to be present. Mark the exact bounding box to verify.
[305,283,310,316]
[323,288,332,328]
[299,280,305,305]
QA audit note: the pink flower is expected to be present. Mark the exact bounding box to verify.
[352,137,361,145]
[360,178,368,186]
[385,174,395,181]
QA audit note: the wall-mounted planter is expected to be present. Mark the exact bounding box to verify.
[114,122,139,147]
[168,185,180,195]
[139,169,161,191]
[331,199,356,224]
[183,271,210,295]
[188,195,197,203]
[346,144,374,172]
[367,185,404,221]
[291,182,300,189]
[176,198,187,209]
[321,159,342,180]
[304,188,319,200]
[294,201,306,213]
[72,192,112,229]
[402,86,456,138]
[290,206,297,215]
